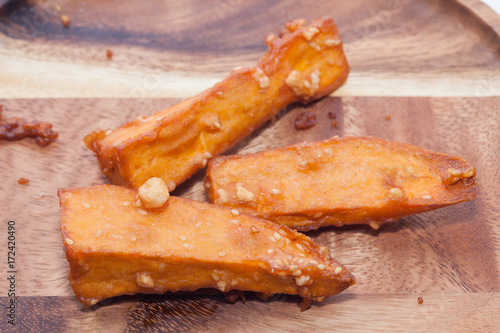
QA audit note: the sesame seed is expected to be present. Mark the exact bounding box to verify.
[138,209,148,215]
[218,251,226,257]
[216,91,223,97]
[318,264,325,270]
[157,117,162,121]
[370,222,380,230]
[309,260,318,265]
[204,152,213,159]
[202,159,208,167]
[422,195,432,200]
[229,220,238,224]
[131,236,137,242]
[303,80,311,89]
[290,265,298,271]
[180,236,187,241]
[65,238,74,245]
[231,280,238,286]
[271,188,280,194]
[233,66,242,71]
[213,121,221,129]
[449,168,461,176]
[212,273,220,281]
[258,262,266,269]
[313,213,323,219]
[279,230,287,236]
[96,229,102,238]
[231,209,240,216]
[268,249,274,254]
[292,270,302,276]
[89,299,99,305]
[276,259,284,266]
[111,234,123,239]
[135,198,142,207]
[195,222,202,228]
[296,244,305,252]
[298,258,305,264]
[270,236,277,243]
[82,203,90,208]
[334,267,342,274]
[273,232,282,241]
[251,226,259,233]
[123,201,131,206]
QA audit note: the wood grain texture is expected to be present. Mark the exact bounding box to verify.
[0,97,498,331]
[0,293,499,333]
[1,0,500,98]
[1,0,500,331]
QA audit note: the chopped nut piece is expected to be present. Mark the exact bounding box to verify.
[138,177,170,208]
[422,195,432,200]
[218,189,229,203]
[217,281,227,291]
[236,185,255,202]
[65,238,74,245]
[388,188,405,200]
[334,267,342,274]
[296,275,311,286]
[325,39,341,46]
[418,297,424,304]
[136,273,154,288]
[303,27,319,40]
[251,226,259,233]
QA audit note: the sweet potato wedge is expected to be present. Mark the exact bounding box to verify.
[205,136,479,231]
[58,185,355,308]
[84,17,349,190]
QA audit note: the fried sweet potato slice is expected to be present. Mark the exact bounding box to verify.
[58,185,355,308]
[84,17,349,190]
[205,136,479,231]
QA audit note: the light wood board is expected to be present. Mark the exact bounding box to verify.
[0,0,499,332]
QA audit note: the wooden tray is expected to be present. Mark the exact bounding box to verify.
[1,1,499,332]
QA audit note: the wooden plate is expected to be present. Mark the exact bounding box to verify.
[0,1,499,332]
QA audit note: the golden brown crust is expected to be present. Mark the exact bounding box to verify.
[205,136,479,231]
[58,185,355,306]
[83,17,349,189]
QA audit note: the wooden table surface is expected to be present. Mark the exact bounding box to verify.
[1,0,499,332]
